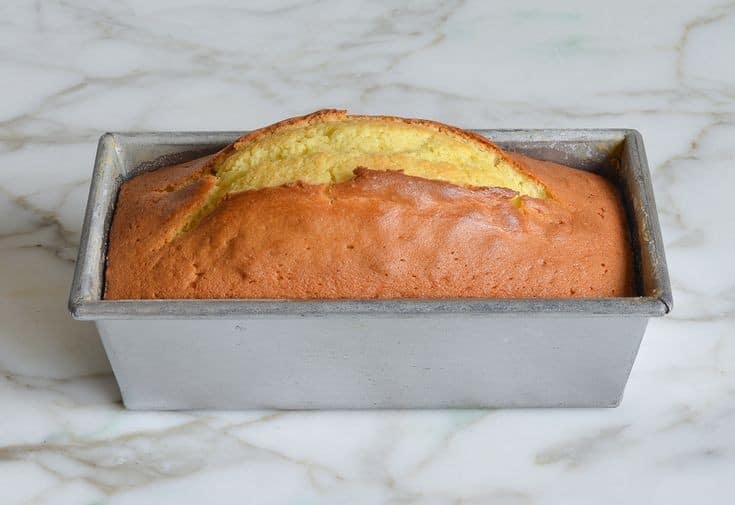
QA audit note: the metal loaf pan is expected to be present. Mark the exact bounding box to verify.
[69,129,672,409]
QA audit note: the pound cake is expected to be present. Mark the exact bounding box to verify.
[104,109,633,299]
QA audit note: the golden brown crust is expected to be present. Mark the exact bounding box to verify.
[105,115,634,300]
[105,168,632,299]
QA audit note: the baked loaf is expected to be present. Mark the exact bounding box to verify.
[105,110,633,299]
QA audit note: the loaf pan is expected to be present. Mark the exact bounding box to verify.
[69,129,672,409]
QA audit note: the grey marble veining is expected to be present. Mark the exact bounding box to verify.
[0,0,733,503]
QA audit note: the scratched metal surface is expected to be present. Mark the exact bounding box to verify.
[67,130,672,409]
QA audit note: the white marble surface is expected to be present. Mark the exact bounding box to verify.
[1,0,733,503]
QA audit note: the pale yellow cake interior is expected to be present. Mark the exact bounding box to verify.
[185,118,547,230]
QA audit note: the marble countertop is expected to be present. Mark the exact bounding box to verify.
[1,0,733,503]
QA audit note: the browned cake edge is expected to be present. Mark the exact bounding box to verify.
[104,111,633,299]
